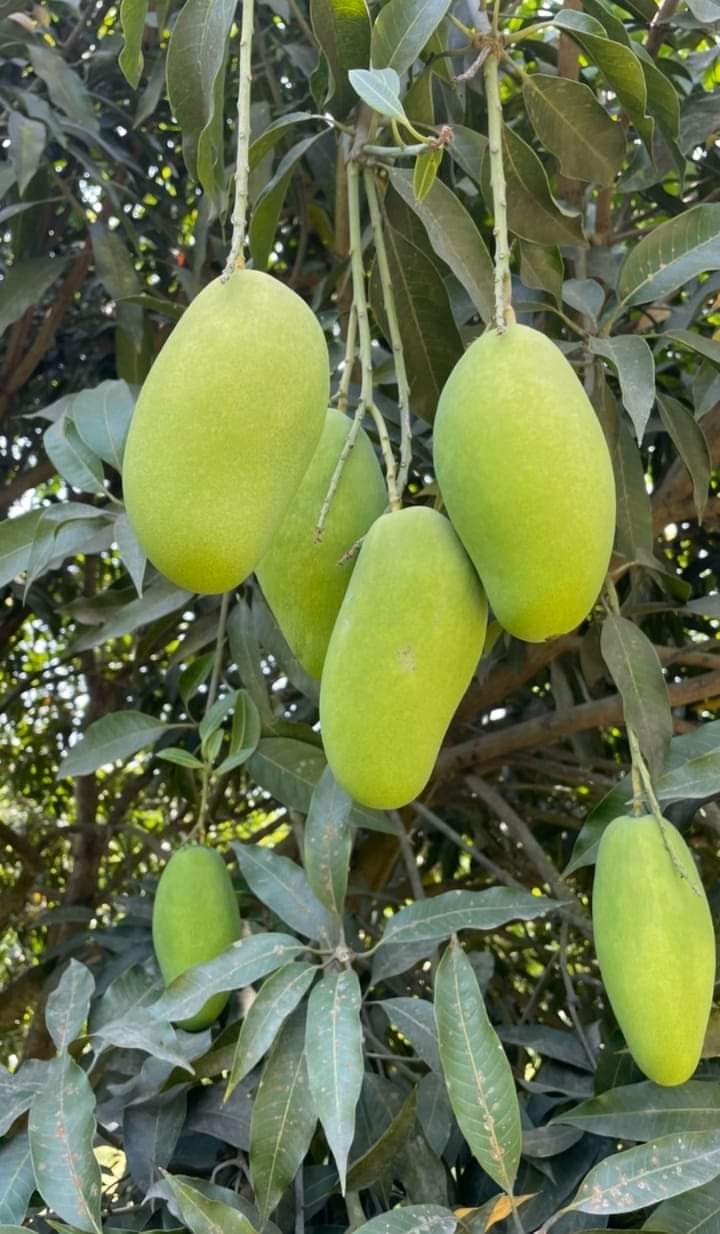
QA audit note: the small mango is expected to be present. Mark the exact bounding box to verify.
[152,845,242,1031]
[123,270,329,594]
[593,813,715,1085]
[320,507,487,808]
[256,407,386,679]
[433,324,615,642]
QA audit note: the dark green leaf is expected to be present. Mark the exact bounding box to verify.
[556,1080,720,1140]
[310,0,371,117]
[519,240,563,306]
[73,576,192,649]
[612,416,653,560]
[0,1132,34,1227]
[250,1009,316,1220]
[306,969,363,1191]
[346,1089,417,1190]
[8,111,46,195]
[71,380,134,470]
[499,126,586,247]
[434,938,520,1195]
[617,205,720,306]
[45,960,95,1050]
[44,413,105,493]
[523,74,626,186]
[157,747,204,770]
[663,329,720,369]
[157,1175,257,1234]
[114,512,146,595]
[303,765,353,918]
[60,710,183,777]
[380,997,441,1072]
[28,1055,102,1234]
[165,0,235,195]
[569,1131,720,1215]
[29,45,98,132]
[119,0,148,87]
[552,13,653,149]
[233,842,335,942]
[371,0,452,76]
[649,1173,720,1232]
[248,111,316,169]
[381,888,559,945]
[0,257,67,338]
[600,614,672,779]
[0,509,44,589]
[249,133,326,270]
[590,335,655,442]
[352,1208,456,1234]
[413,146,443,203]
[226,962,316,1095]
[657,394,711,522]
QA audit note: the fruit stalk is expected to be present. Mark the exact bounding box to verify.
[484,47,513,331]
[363,168,412,497]
[316,307,361,541]
[223,0,255,278]
[347,160,401,511]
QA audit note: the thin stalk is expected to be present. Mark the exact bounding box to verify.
[190,592,231,840]
[484,50,512,331]
[347,160,401,510]
[364,168,412,496]
[362,142,430,158]
[222,0,255,279]
[316,306,360,540]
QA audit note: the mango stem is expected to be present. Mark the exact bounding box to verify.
[484,47,513,332]
[222,0,255,280]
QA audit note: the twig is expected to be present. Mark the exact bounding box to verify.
[646,0,679,56]
[484,48,513,331]
[207,592,230,711]
[364,169,412,497]
[316,308,363,541]
[223,0,255,279]
[393,812,426,900]
[559,921,596,1067]
[412,800,523,888]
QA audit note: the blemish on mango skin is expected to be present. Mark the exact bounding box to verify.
[398,646,416,672]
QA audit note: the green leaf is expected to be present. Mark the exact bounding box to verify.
[552,13,653,149]
[248,111,316,170]
[563,278,605,324]
[589,335,655,442]
[568,1131,720,1216]
[91,1017,194,1072]
[218,690,262,773]
[305,969,363,1191]
[157,747,204,770]
[434,937,520,1195]
[348,67,407,121]
[44,413,105,494]
[556,1080,720,1140]
[90,224,140,302]
[657,749,720,803]
[0,1063,50,1139]
[352,1208,456,1234]
[29,44,98,132]
[612,416,653,561]
[199,691,238,745]
[249,133,326,270]
[157,1175,257,1234]
[114,512,146,595]
[648,1174,720,1232]
[310,0,371,118]
[0,1133,34,1227]
[448,123,488,183]
[45,960,95,1051]
[232,842,335,943]
[369,212,464,424]
[417,1072,454,1157]
[371,0,452,76]
[387,168,494,322]
[226,962,316,1095]
[72,576,192,649]
[380,996,441,1072]
[71,380,134,471]
[0,509,44,588]
[498,125,586,247]
[636,49,681,159]
[380,888,559,946]
[519,240,564,306]
[119,0,148,87]
[8,111,46,196]
[523,74,626,187]
[60,710,182,777]
[151,933,303,1025]
[28,1055,102,1234]
[249,1009,316,1220]
[664,329,720,369]
[346,1089,417,1190]
[413,146,443,203]
[617,205,720,307]
[248,738,396,834]
[165,0,235,193]
[303,765,353,918]
[657,394,711,522]
[0,256,67,338]
[600,614,672,780]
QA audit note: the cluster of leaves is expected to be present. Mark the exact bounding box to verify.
[0,0,720,1227]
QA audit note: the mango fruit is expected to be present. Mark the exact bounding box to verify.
[123,270,329,594]
[433,324,615,642]
[256,407,386,679]
[320,507,487,808]
[152,844,242,1031]
[593,813,715,1085]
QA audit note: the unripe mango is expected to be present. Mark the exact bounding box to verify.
[256,408,386,679]
[593,813,715,1086]
[433,324,615,643]
[123,270,329,594]
[320,507,487,808]
[152,845,242,1031]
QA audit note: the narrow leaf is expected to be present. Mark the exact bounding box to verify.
[617,204,720,306]
[569,1130,720,1215]
[523,74,626,186]
[305,969,363,1191]
[157,1175,257,1234]
[0,1132,35,1226]
[233,842,335,943]
[28,1055,102,1234]
[348,67,407,121]
[303,766,353,919]
[45,960,95,1051]
[60,711,182,777]
[226,962,316,1095]
[600,614,672,779]
[590,335,655,443]
[381,888,559,946]
[371,0,452,76]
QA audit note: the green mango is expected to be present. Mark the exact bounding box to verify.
[433,324,615,643]
[123,270,329,594]
[593,813,715,1085]
[152,845,242,1031]
[320,507,487,808]
[256,407,387,679]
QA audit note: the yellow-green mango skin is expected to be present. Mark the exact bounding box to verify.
[433,324,615,643]
[122,270,329,594]
[320,507,488,809]
[152,845,242,1031]
[256,408,386,679]
[593,814,716,1086]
